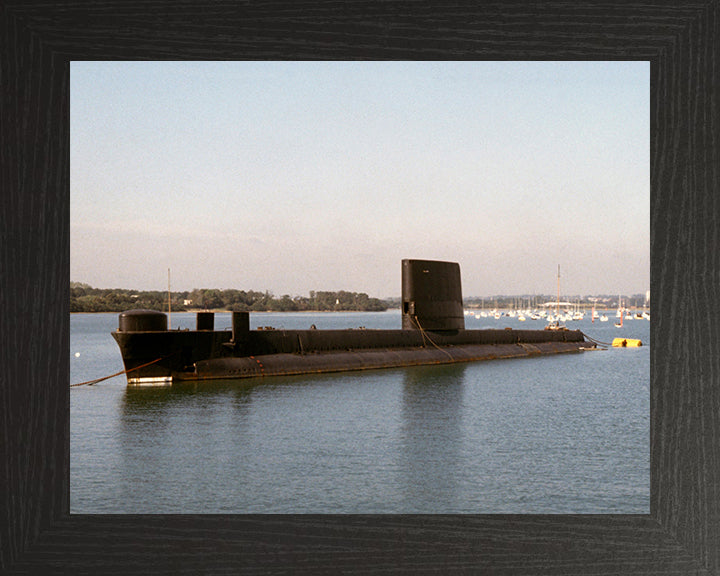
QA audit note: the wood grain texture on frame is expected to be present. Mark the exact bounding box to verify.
[1,1,718,574]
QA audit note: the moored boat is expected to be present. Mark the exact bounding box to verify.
[111,260,595,386]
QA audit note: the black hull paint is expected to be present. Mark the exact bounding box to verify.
[110,260,595,385]
[111,327,593,385]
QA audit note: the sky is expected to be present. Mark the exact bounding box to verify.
[71,61,649,298]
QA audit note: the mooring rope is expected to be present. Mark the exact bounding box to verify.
[413,316,455,361]
[579,331,612,348]
[70,356,167,387]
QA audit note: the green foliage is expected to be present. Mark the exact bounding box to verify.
[70,284,390,313]
[69,284,184,313]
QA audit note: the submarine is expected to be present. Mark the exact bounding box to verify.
[111,259,595,386]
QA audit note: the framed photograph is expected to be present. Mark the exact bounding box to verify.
[68,60,649,517]
[3,2,717,574]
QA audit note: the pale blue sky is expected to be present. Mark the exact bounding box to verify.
[71,61,649,298]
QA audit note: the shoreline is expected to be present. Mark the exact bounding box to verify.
[71,308,399,315]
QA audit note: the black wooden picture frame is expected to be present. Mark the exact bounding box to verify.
[2,2,718,574]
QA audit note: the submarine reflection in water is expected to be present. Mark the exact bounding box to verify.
[111,259,595,386]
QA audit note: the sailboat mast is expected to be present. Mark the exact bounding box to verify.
[556,265,560,317]
[168,268,171,329]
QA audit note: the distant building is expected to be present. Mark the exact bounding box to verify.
[184,299,193,306]
[645,290,650,304]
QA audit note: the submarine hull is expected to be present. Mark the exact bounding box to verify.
[110,261,595,386]
[191,341,589,381]
[111,326,593,385]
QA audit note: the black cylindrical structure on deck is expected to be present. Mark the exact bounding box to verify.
[231,311,250,342]
[401,259,465,331]
[196,312,214,331]
[118,309,168,332]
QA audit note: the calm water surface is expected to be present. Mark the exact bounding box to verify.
[71,310,649,513]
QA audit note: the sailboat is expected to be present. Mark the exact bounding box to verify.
[614,295,623,328]
[545,265,567,331]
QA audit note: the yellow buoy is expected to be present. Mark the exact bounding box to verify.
[612,338,642,347]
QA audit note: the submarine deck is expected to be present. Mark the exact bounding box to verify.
[112,327,594,385]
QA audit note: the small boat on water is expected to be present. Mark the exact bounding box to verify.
[111,259,596,386]
[544,265,568,331]
[544,320,569,331]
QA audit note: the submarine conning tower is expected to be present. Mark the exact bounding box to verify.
[401,259,465,331]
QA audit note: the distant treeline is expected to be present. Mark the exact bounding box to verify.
[70,283,648,313]
[70,283,389,313]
